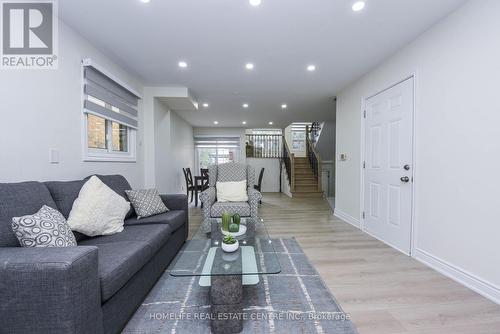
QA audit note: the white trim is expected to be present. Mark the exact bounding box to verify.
[82,58,143,99]
[333,209,361,228]
[360,73,417,255]
[415,248,500,305]
[83,116,137,162]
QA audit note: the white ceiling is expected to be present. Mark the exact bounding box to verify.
[60,0,466,128]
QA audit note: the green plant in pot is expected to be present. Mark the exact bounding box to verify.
[221,212,232,232]
[228,213,241,232]
[222,235,239,253]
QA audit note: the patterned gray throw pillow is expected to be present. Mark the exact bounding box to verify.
[125,189,169,219]
[11,205,77,247]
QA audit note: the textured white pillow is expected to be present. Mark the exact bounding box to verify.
[67,176,130,236]
[217,180,248,202]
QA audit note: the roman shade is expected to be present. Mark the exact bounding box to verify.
[83,65,139,129]
[194,137,241,148]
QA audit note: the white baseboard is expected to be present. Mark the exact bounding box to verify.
[333,209,361,228]
[415,248,500,305]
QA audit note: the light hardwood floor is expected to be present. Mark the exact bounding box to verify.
[188,193,500,334]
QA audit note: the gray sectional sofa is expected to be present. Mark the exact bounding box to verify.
[0,175,188,334]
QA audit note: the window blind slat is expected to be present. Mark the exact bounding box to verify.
[84,100,138,129]
[194,136,241,145]
[84,67,138,106]
[84,84,138,117]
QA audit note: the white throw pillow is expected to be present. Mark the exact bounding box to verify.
[67,176,130,237]
[217,180,248,202]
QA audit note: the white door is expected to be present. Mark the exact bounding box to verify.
[364,77,414,255]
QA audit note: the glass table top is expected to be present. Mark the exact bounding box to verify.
[169,217,281,277]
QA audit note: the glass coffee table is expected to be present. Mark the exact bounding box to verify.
[169,217,281,333]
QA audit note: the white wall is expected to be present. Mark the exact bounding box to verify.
[168,111,194,193]
[246,158,280,192]
[284,125,306,157]
[335,0,500,302]
[142,88,195,193]
[0,20,145,187]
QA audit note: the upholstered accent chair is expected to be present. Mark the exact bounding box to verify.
[200,162,262,230]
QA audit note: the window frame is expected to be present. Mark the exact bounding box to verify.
[81,61,138,163]
[83,112,137,162]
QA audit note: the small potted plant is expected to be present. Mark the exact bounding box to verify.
[221,235,239,253]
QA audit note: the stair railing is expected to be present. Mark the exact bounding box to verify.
[282,139,295,192]
[306,126,322,191]
[245,134,283,158]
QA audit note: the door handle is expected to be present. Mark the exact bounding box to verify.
[400,176,410,183]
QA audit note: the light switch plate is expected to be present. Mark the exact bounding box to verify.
[49,149,60,164]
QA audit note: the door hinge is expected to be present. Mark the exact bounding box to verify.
[362,211,365,219]
[363,110,366,118]
[363,161,366,169]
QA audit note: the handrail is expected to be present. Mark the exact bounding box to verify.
[306,126,322,191]
[282,138,295,192]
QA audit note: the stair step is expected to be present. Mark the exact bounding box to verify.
[295,181,318,186]
[295,172,314,176]
[292,191,324,198]
[295,185,320,191]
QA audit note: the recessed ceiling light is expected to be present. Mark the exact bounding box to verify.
[140,0,151,3]
[242,121,247,125]
[352,1,365,12]
[281,104,287,109]
[307,65,316,72]
[178,61,188,68]
[245,63,254,70]
[213,121,219,125]
[242,103,249,108]
[268,121,273,125]
[249,0,261,7]
[202,103,209,108]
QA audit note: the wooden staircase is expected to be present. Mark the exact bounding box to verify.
[291,157,323,198]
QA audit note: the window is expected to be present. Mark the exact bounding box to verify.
[194,137,241,170]
[82,62,139,161]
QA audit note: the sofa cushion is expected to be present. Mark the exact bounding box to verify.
[11,205,77,247]
[68,176,130,237]
[124,211,185,233]
[79,224,172,301]
[80,240,151,302]
[44,180,89,242]
[79,224,172,255]
[210,201,250,217]
[125,189,169,219]
[44,180,86,219]
[0,181,58,247]
[85,175,135,219]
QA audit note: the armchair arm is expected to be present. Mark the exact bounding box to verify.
[248,188,262,218]
[160,194,188,240]
[0,246,103,334]
[200,187,216,225]
[200,187,216,205]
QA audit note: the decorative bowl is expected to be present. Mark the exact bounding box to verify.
[221,239,239,253]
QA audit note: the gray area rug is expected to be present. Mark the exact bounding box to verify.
[123,238,358,334]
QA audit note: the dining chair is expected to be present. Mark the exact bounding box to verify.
[254,168,265,204]
[182,168,196,203]
[200,168,209,192]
